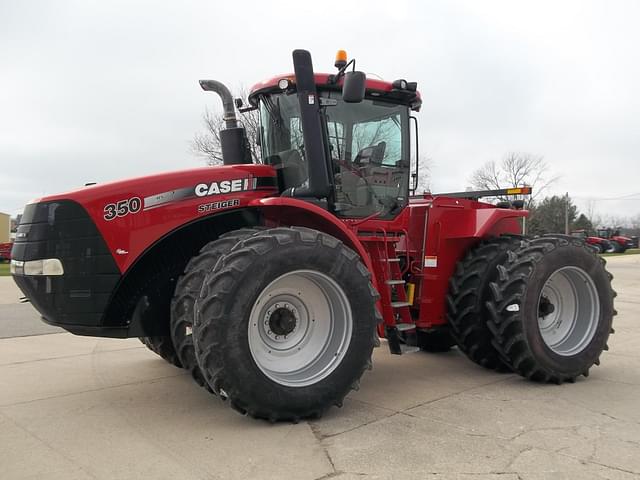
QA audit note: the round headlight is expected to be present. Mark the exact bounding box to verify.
[392,79,408,90]
[278,78,290,90]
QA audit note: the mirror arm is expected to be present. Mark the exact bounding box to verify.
[328,59,356,85]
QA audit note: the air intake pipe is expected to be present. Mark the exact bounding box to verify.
[199,79,251,165]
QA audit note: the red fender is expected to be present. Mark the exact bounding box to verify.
[248,197,379,294]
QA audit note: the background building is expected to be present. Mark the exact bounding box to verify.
[0,212,10,243]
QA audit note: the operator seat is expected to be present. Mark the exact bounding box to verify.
[265,149,307,192]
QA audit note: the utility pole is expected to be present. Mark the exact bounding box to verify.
[565,192,569,235]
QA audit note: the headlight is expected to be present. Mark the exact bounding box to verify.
[278,78,291,90]
[11,259,64,276]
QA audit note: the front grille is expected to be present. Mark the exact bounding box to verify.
[12,200,120,327]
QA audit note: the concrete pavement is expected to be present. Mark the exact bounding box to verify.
[0,255,639,479]
[0,277,62,338]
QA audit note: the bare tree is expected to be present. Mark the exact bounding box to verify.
[469,152,558,206]
[416,157,432,193]
[191,87,261,165]
[584,198,601,229]
[599,213,627,229]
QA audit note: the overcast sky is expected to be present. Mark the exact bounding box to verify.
[1,0,639,221]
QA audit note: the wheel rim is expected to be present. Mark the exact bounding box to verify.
[537,266,600,356]
[248,270,353,387]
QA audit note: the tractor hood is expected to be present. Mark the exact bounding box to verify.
[30,164,276,207]
[16,164,278,274]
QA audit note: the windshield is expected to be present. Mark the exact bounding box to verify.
[258,90,410,218]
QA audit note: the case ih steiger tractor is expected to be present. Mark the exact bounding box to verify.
[570,230,612,254]
[11,50,616,422]
[596,228,634,253]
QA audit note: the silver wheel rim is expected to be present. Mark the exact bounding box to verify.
[248,270,353,387]
[537,266,600,356]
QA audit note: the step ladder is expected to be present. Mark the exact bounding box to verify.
[358,233,419,355]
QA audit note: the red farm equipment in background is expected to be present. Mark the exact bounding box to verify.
[0,242,12,262]
[570,229,612,253]
[11,49,616,421]
[596,227,634,253]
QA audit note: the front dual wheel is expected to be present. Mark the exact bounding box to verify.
[248,270,353,387]
[193,227,379,421]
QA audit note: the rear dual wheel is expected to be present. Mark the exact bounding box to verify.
[446,236,523,370]
[486,235,615,382]
[193,227,379,421]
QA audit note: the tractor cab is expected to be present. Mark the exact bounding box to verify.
[246,50,421,219]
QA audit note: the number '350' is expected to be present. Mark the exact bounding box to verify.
[103,197,142,221]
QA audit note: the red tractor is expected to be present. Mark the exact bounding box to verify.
[570,229,611,254]
[11,50,616,421]
[0,242,12,262]
[596,227,634,253]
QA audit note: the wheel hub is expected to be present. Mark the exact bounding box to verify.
[248,270,353,387]
[537,266,600,356]
[265,303,299,339]
[538,296,556,317]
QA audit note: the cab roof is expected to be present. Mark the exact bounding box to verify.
[248,73,422,111]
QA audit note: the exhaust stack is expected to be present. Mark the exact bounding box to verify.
[199,79,251,165]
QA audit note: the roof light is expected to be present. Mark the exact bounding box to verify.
[278,78,290,90]
[335,50,347,69]
[392,79,408,90]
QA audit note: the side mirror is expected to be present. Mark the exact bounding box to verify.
[342,71,366,103]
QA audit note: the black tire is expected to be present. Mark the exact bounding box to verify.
[139,336,182,368]
[194,227,379,421]
[603,241,615,253]
[609,240,626,253]
[446,236,523,370]
[591,243,604,254]
[486,235,616,383]
[170,228,264,389]
[610,240,624,253]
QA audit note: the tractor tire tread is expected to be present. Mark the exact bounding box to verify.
[446,235,523,371]
[486,235,615,383]
[170,227,265,389]
[194,226,378,422]
[139,336,182,368]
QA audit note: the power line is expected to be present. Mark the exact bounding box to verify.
[572,193,640,201]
